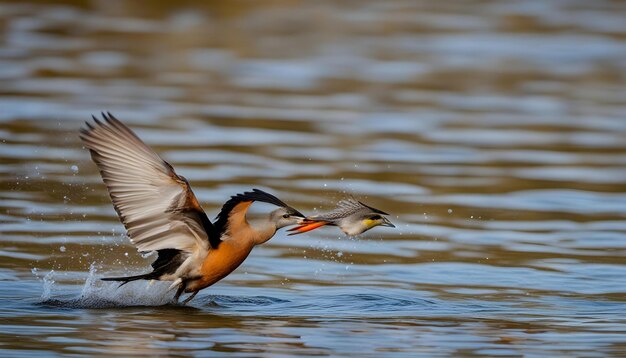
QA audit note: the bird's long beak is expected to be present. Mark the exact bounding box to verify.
[287,219,328,235]
[381,216,395,228]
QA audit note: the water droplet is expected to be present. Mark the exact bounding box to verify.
[59,246,66,252]
[41,270,55,300]
[447,209,452,214]
[336,251,343,257]
[124,252,129,257]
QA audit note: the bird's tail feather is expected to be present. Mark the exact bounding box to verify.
[100,250,186,288]
[101,273,153,287]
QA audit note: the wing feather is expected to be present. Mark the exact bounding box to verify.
[307,197,363,222]
[80,112,219,253]
[306,196,388,222]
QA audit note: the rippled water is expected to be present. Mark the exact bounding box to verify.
[2,0,626,356]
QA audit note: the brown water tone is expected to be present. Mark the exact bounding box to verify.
[1,0,626,356]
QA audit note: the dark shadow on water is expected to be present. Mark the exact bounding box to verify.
[312,293,438,314]
[37,296,198,310]
[35,292,438,316]
[37,293,290,310]
[340,293,436,306]
[195,294,291,307]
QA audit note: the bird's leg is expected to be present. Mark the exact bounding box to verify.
[173,285,184,303]
[173,283,185,303]
[182,291,199,305]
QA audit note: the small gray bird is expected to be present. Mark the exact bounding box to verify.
[288,197,395,236]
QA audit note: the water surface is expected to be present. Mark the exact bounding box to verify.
[1,0,626,356]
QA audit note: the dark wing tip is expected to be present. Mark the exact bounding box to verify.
[81,111,144,142]
[358,200,389,215]
[79,118,97,141]
[223,188,290,209]
[80,112,111,141]
[102,111,121,126]
[246,188,289,208]
[84,111,113,126]
[245,188,305,218]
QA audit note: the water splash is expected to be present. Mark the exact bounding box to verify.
[41,270,55,301]
[40,264,176,308]
[80,263,97,298]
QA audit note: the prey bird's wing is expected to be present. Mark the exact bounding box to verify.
[80,113,219,254]
[287,197,361,235]
[307,197,363,222]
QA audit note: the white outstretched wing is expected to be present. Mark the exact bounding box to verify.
[80,113,218,254]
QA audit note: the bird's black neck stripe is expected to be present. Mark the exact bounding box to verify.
[213,188,292,236]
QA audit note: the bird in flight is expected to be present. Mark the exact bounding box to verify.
[288,197,395,236]
[80,113,305,304]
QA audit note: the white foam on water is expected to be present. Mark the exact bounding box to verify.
[75,263,175,307]
[41,270,55,301]
[40,264,177,308]
[80,263,97,298]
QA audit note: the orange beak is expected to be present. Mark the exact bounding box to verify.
[287,220,328,235]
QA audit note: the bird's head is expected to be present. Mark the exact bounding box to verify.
[270,206,306,229]
[338,213,395,236]
[338,199,395,236]
[358,213,395,233]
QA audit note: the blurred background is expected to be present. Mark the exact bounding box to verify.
[1,0,626,356]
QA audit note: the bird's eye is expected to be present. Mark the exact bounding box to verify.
[369,215,382,220]
[282,214,290,218]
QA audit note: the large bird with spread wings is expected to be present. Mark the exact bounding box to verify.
[80,113,305,304]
